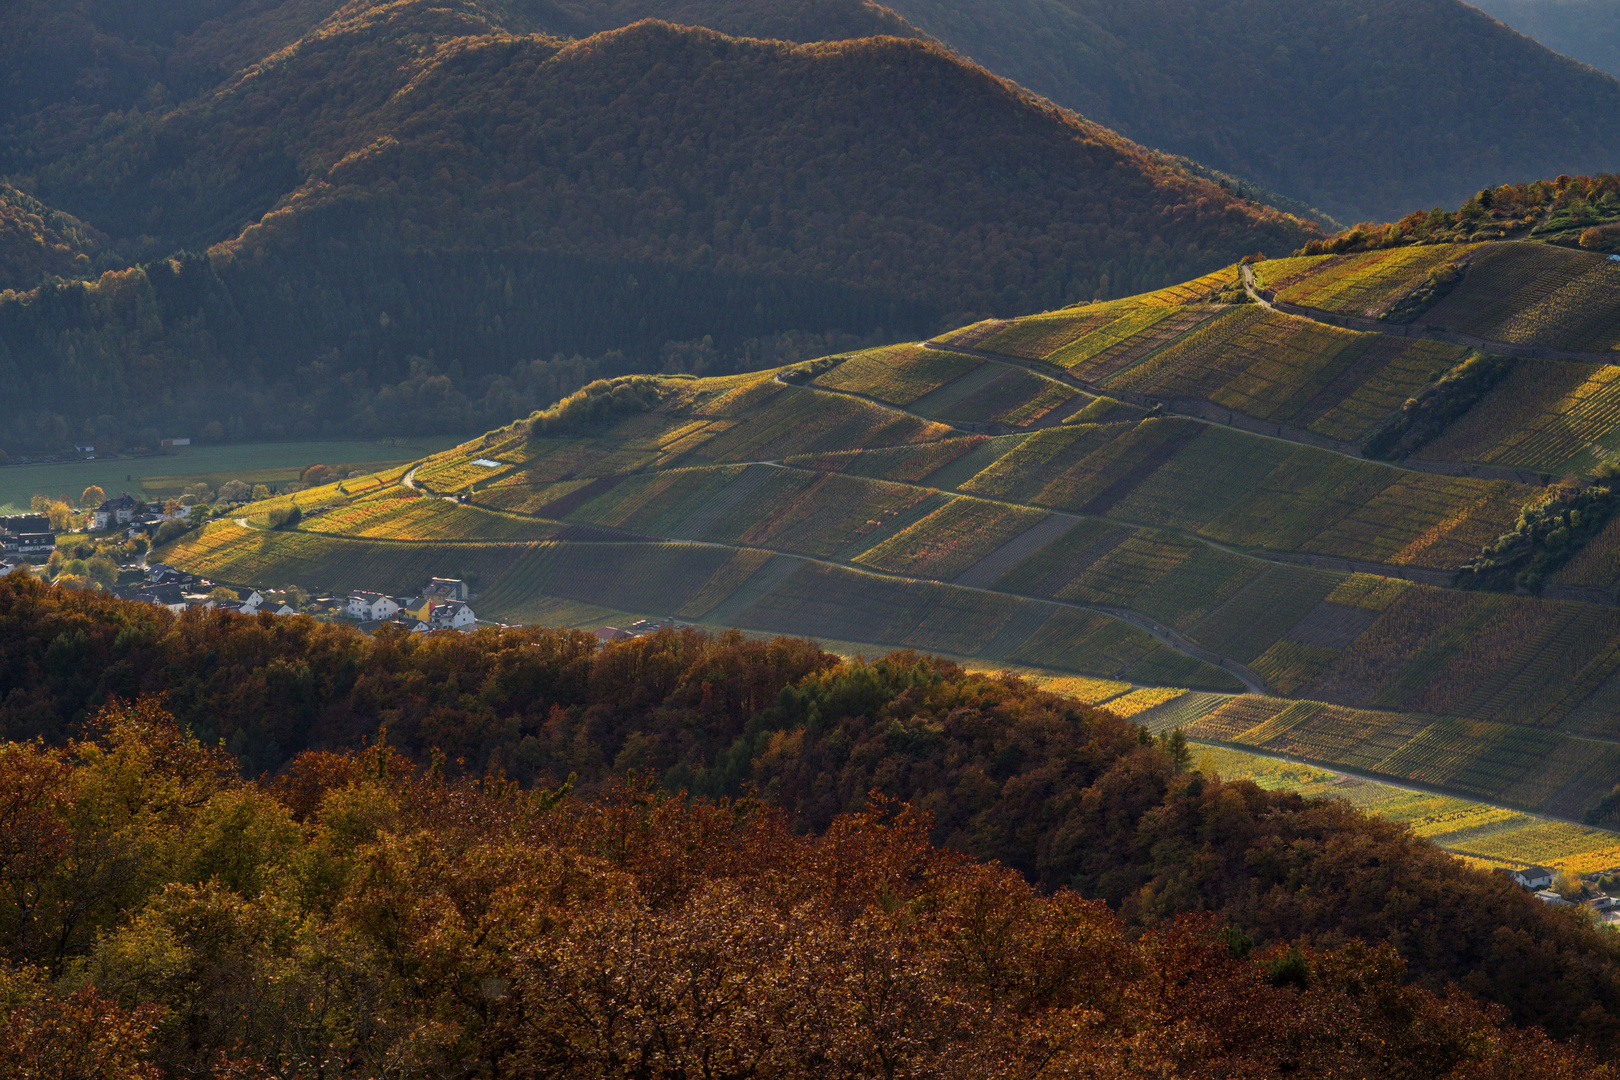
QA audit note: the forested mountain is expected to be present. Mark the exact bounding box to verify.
[871,0,1620,224]
[0,0,1312,451]
[1471,0,1620,80]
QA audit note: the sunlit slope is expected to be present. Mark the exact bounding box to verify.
[158,255,1620,820]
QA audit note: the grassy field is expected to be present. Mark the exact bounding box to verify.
[1198,745,1620,875]
[0,437,461,512]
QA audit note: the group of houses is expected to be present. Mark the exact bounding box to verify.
[1503,864,1620,923]
[91,492,188,535]
[112,563,280,615]
[0,513,57,561]
[117,567,480,631]
[348,577,479,634]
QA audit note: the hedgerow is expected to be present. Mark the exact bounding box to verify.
[1360,353,1514,460]
[1457,482,1620,592]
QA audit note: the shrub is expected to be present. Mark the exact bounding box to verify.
[1380,261,1466,325]
[1360,353,1512,460]
[267,504,302,530]
[1456,482,1620,592]
[152,519,193,547]
[527,376,666,440]
[1579,223,1620,250]
[216,480,250,503]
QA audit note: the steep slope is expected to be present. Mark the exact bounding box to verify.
[1470,0,1620,80]
[874,0,1620,224]
[0,5,1314,450]
[154,249,1620,836]
[0,184,102,291]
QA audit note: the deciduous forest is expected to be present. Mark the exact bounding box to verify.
[5,576,1620,1069]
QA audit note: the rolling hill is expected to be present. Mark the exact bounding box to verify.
[0,0,1314,452]
[156,234,1620,858]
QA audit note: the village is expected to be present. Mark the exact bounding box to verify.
[122,566,483,633]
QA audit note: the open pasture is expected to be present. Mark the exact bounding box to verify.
[1422,243,1620,352]
[813,344,981,405]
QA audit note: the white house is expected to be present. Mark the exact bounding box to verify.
[347,592,400,620]
[240,592,294,616]
[427,600,477,631]
[1511,865,1555,891]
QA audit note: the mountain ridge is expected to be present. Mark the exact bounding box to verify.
[0,6,1317,451]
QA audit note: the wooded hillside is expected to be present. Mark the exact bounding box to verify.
[876,0,1620,223]
[0,1,1313,451]
[6,581,1620,1059]
[0,702,1603,1076]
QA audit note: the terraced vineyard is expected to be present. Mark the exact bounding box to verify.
[1180,694,1618,817]
[1262,245,1486,318]
[1422,244,1620,353]
[158,240,1620,856]
[1200,746,1620,875]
